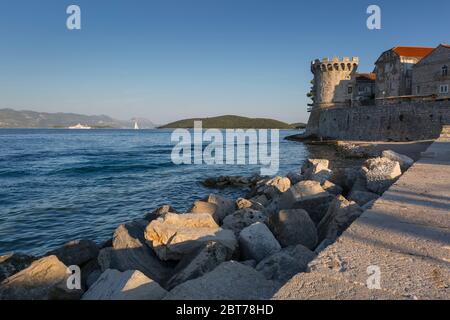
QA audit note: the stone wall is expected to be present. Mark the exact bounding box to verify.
[311,101,450,141]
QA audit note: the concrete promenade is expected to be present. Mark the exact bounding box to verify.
[274,127,450,300]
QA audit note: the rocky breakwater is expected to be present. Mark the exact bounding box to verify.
[0,150,414,300]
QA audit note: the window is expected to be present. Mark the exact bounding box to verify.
[440,84,449,94]
[442,65,448,77]
[348,86,353,94]
[416,86,421,94]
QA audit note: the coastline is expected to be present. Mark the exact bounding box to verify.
[1,132,436,300]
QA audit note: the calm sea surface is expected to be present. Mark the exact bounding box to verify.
[0,129,308,256]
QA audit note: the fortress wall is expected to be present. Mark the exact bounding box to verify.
[314,101,450,141]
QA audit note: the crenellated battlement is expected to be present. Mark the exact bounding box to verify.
[311,57,359,72]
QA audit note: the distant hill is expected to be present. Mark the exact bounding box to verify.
[159,115,294,129]
[0,108,155,129]
[290,122,307,129]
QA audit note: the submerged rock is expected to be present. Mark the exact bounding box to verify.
[164,261,278,300]
[145,213,236,261]
[82,269,167,300]
[268,209,318,249]
[238,222,281,263]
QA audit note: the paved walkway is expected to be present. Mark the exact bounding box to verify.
[274,127,450,300]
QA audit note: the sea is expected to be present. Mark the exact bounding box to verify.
[0,129,308,256]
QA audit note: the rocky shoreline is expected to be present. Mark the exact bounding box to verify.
[0,143,416,300]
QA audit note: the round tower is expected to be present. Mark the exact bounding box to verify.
[311,56,359,108]
[306,57,359,136]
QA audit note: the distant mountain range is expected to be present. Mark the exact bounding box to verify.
[0,108,156,129]
[159,115,299,129]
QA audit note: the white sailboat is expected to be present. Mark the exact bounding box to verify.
[134,121,139,130]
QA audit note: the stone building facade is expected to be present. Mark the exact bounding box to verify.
[412,44,450,98]
[305,44,450,140]
[374,46,434,100]
[351,73,376,106]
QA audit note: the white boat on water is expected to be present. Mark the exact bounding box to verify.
[68,123,92,129]
[134,121,139,130]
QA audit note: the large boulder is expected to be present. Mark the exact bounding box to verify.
[381,150,414,172]
[329,167,362,192]
[145,213,236,261]
[321,180,343,196]
[164,261,278,300]
[221,208,267,236]
[190,200,221,224]
[278,181,334,224]
[268,209,318,250]
[317,195,363,242]
[256,176,291,198]
[348,190,380,207]
[0,253,34,283]
[165,241,232,290]
[255,245,316,283]
[46,239,99,267]
[286,171,303,185]
[362,157,402,195]
[302,159,332,183]
[235,197,265,211]
[144,205,177,222]
[0,255,80,300]
[206,194,236,223]
[82,269,167,300]
[238,223,281,262]
[98,219,171,283]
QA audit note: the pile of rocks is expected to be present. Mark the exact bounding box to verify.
[0,150,413,300]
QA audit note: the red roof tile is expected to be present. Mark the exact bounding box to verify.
[356,73,376,81]
[392,46,434,58]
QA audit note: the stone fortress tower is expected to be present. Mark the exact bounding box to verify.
[306,57,359,135]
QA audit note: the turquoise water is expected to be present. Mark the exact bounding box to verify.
[0,129,307,256]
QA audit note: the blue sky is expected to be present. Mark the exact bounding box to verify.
[0,0,449,124]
